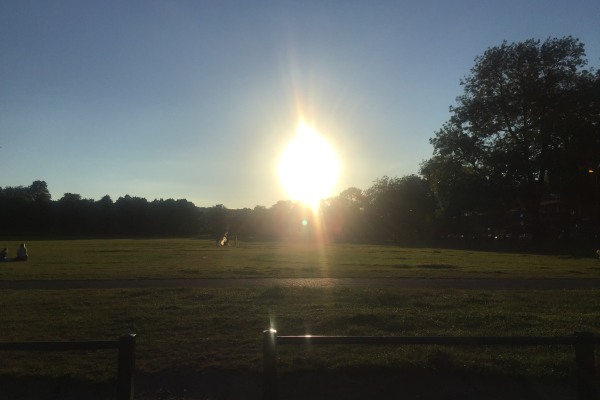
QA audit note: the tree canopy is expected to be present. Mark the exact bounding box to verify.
[421,36,600,239]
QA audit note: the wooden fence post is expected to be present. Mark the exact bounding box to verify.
[263,329,278,400]
[117,333,136,400]
[575,332,597,400]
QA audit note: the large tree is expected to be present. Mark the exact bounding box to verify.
[423,37,600,238]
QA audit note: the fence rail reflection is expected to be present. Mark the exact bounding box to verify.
[263,330,598,400]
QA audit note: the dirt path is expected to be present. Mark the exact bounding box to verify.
[1,277,599,290]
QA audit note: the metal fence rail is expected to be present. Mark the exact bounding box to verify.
[0,333,136,400]
[263,330,599,400]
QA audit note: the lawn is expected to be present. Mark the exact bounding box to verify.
[1,238,599,280]
[1,287,598,376]
[0,239,599,399]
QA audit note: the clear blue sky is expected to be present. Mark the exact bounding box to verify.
[1,0,599,209]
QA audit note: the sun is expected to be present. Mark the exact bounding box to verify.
[279,122,340,209]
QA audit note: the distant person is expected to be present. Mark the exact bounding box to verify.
[596,249,600,259]
[0,247,7,262]
[14,243,28,262]
[220,232,229,246]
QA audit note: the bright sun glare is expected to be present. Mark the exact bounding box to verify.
[279,121,340,209]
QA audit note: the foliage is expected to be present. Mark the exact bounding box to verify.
[0,178,435,244]
[0,182,203,237]
[321,187,368,242]
[363,175,436,243]
[421,37,600,239]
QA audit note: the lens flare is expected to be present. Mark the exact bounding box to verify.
[279,122,339,209]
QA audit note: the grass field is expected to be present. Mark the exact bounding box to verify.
[0,239,599,399]
[1,238,600,280]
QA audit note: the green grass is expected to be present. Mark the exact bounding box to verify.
[1,239,599,397]
[1,238,599,280]
[1,287,598,382]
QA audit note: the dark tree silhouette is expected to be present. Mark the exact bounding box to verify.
[422,37,600,240]
[364,175,435,243]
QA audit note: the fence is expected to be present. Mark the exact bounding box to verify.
[0,333,136,400]
[263,330,599,400]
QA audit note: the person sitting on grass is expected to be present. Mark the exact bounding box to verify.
[0,247,7,262]
[14,243,28,262]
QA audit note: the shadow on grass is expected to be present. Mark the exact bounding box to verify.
[391,263,458,270]
[259,285,286,302]
[0,366,578,400]
[417,264,458,269]
[277,367,576,400]
[0,374,116,400]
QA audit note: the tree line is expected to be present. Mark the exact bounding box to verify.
[0,181,201,237]
[2,37,599,248]
[0,178,435,244]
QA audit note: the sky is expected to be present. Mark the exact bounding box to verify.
[1,1,599,209]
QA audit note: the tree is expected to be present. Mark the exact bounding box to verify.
[114,195,149,235]
[424,37,599,239]
[54,193,92,234]
[27,181,52,232]
[28,180,51,202]
[206,204,229,240]
[0,181,53,234]
[364,175,435,243]
[326,187,367,241]
[93,195,115,235]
